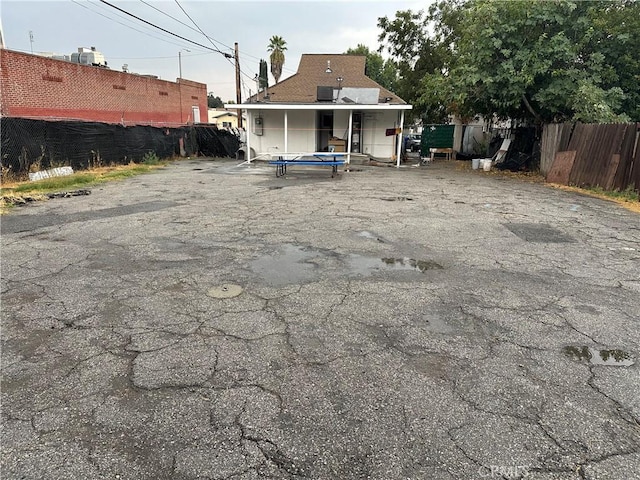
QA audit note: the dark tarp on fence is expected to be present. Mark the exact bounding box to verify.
[1,118,239,177]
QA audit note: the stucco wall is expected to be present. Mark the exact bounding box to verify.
[362,110,398,158]
[1,49,207,126]
[245,108,401,159]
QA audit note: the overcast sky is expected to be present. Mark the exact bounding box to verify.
[2,0,428,101]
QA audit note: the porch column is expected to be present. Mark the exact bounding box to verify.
[246,110,252,163]
[396,110,405,168]
[346,109,353,164]
[284,110,288,153]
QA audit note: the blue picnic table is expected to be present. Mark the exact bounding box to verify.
[268,152,347,177]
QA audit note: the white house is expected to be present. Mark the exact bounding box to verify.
[225,54,412,165]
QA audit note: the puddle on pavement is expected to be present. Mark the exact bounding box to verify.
[381,196,414,202]
[347,255,443,275]
[563,346,635,366]
[249,244,443,286]
[249,244,320,286]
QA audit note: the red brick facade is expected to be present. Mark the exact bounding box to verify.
[0,49,207,126]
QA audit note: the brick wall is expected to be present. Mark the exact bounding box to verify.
[0,49,207,126]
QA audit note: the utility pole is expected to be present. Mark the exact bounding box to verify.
[234,42,243,129]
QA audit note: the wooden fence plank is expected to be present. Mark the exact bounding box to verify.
[544,122,638,193]
[603,154,621,190]
[547,151,577,185]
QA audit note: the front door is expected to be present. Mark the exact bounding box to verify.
[316,111,333,152]
[351,112,362,153]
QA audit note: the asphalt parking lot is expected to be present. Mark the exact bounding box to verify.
[2,158,639,479]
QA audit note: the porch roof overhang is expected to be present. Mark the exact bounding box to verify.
[224,103,412,111]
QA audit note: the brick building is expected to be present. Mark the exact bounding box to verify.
[0,49,207,126]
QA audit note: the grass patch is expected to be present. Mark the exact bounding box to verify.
[12,173,97,193]
[584,185,639,203]
[2,163,163,195]
[1,161,169,213]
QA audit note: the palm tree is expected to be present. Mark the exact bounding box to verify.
[267,35,287,84]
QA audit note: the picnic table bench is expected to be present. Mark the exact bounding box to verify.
[268,153,346,177]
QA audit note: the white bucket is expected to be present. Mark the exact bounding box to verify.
[482,159,492,171]
[472,158,481,170]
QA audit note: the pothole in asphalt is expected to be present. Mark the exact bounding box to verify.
[268,186,284,190]
[347,255,443,275]
[207,284,243,298]
[563,346,635,366]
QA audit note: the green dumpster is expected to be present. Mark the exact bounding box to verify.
[420,124,455,157]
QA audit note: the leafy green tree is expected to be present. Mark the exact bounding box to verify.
[345,44,397,92]
[207,93,223,108]
[377,9,450,122]
[585,0,640,120]
[379,0,638,123]
[267,35,287,84]
[439,0,634,123]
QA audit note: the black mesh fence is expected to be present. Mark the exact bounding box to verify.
[1,118,239,178]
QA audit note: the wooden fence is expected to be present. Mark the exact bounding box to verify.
[541,123,640,193]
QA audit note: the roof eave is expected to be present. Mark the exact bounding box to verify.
[224,103,412,110]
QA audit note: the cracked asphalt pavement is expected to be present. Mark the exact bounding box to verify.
[2,158,639,479]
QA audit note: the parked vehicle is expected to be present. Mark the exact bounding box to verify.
[405,133,421,152]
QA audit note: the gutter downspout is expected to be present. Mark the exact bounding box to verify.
[347,110,353,164]
[284,110,288,154]
[246,109,252,163]
[396,109,405,167]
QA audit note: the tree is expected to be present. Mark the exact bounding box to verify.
[377,9,450,122]
[585,0,640,120]
[259,59,269,91]
[437,0,635,123]
[344,44,397,92]
[379,0,638,124]
[267,35,287,84]
[207,93,223,108]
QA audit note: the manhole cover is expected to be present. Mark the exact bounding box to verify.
[207,284,243,298]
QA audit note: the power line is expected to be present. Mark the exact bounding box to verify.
[108,51,212,60]
[139,0,295,78]
[88,0,277,99]
[97,0,232,57]
[173,0,231,58]
[71,0,196,51]
[139,0,232,55]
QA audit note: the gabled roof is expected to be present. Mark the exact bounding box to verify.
[208,109,238,119]
[247,54,405,105]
